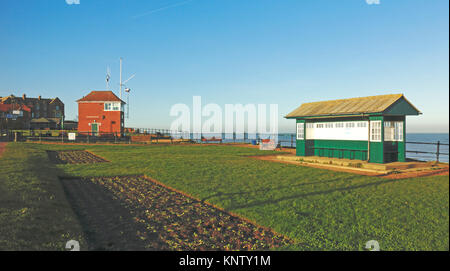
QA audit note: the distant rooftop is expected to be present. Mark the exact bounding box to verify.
[77,91,125,103]
[0,94,62,104]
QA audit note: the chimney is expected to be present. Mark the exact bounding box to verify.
[22,94,26,100]
[38,96,41,100]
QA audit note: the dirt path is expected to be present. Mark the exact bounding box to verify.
[249,155,449,179]
[380,166,449,179]
[0,142,7,158]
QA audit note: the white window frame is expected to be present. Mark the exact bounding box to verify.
[112,103,120,111]
[384,121,404,142]
[394,121,404,141]
[104,103,112,111]
[104,102,122,112]
[370,120,382,142]
[297,123,305,140]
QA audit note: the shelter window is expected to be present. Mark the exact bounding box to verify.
[394,122,404,141]
[297,123,305,140]
[384,121,404,141]
[346,122,355,128]
[370,121,382,142]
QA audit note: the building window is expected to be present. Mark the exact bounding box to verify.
[55,105,60,110]
[385,121,403,141]
[297,123,305,140]
[306,123,314,129]
[316,123,324,129]
[104,102,121,111]
[325,123,333,128]
[357,122,367,128]
[370,120,382,142]
[394,122,404,141]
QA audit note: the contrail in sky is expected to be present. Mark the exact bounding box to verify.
[133,0,195,19]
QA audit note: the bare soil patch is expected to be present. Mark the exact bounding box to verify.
[250,155,449,179]
[61,175,291,251]
[0,142,7,158]
[379,166,449,179]
[47,150,108,164]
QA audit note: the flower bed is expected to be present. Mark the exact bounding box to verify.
[47,150,108,164]
[62,175,292,250]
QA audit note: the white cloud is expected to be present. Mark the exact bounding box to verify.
[366,0,381,5]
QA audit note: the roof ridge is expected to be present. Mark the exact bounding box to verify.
[300,93,403,106]
[285,93,420,118]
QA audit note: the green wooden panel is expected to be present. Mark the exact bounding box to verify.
[296,140,306,156]
[368,116,384,163]
[295,119,306,156]
[397,119,406,162]
[310,139,368,160]
[384,97,420,116]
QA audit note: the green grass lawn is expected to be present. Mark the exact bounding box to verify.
[1,142,449,250]
[0,143,86,250]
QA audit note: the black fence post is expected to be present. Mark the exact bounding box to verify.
[436,141,440,163]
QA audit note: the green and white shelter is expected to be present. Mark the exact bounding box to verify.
[285,94,421,164]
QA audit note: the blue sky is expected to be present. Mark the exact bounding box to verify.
[0,0,448,133]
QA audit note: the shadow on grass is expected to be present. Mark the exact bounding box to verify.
[59,177,161,251]
[228,178,406,211]
[0,144,89,250]
[201,175,364,203]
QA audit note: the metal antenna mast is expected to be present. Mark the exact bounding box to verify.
[119,58,123,99]
[106,66,111,90]
[118,57,135,119]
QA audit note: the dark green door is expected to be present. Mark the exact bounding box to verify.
[91,123,99,136]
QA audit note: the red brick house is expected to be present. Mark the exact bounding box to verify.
[0,103,32,130]
[0,94,64,130]
[77,91,125,136]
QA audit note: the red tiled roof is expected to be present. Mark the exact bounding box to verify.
[77,91,125,103]
[0,104,9,112]
[0,103,31,112]
[21,105,32,112]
